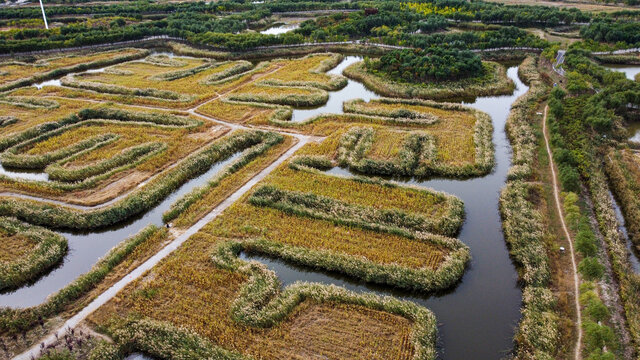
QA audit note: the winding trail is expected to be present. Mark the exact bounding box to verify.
[542,105,582,360]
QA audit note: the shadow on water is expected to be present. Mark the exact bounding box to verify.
[0,152,243,308]
[242,64,528,360]
[607,189,640,272]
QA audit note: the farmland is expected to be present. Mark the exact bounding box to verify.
[3,0,640,358]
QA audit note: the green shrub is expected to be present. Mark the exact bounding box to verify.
[576,228,598,257]
[583,321,617,353]
[579,257,605,280]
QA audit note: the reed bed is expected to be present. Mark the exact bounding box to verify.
[162,131,284,223]
[590,160,640,354]
[228,83,329,107]
[57,57,261,108]
[142,54,188,67]
[201,60,254,85]
[498,56,559,359]
[197,99,289,125]
[149,62,217,81]
[88,319,249,360]
[0,48,148,92]
[203,146,470,291]
[0,130,271,230]
[0,225,165,335]
[0,96,59,110]
[0,216,67,291]
[61,76,194,102]
[88,227,434,360]
[248,185,463,237]
[343,61,515,100]
[0,116,18,128]
[605,149,640,248]
[46,142,166,182]
[257,53,347,91]
[270,97,494,178]
[0,107,213,203]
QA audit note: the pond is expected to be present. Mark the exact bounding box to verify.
[606,64,640,81]
[259,23,300,35]
[243,64,528,360]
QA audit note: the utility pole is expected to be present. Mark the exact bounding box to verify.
[39,0,49,29]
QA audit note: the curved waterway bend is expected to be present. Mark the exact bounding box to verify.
[242,66,527,359]
[0,152,242,308]
[290,56,378,122]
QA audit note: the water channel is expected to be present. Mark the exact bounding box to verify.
[243,64,528,359]
[0,152,242,308]
[608,189,640,272]
[5,53,528,359]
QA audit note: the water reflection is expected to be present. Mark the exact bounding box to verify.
[244,66,527,359]
[606,65,640,81]
[0,152,242,308]
[260,23,300,35]
[608,189,640,272]
[290,56,378,122]
[125,353,155,360]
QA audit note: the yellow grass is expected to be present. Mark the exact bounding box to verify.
[172,136,296,227]
[24,122,208,174]
[197,100,276,124]
[265,165,451,218]
[89,233,415,360]
[0,229,35,262]
[259,54,341,86]
[207,200,446,270]
[0,48,142,87]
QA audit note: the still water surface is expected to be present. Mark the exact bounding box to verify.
[0,153,242,307]
[243,64,528,360]
[7,55,529,359]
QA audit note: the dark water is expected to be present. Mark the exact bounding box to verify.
[241,65,528,360]
[627,122,640,143]
[608,189,640,272]
[0,152,242,308]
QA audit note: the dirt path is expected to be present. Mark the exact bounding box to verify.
[13,134,309,360]
[542,104,582,360]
